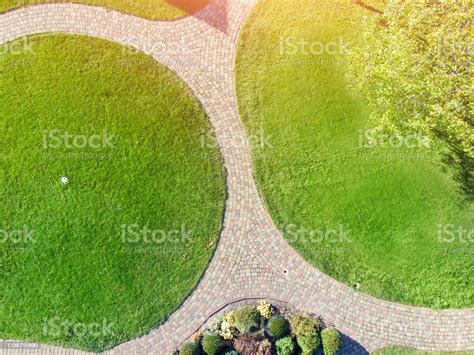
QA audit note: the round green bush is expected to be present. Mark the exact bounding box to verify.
[202,334,223,355]
[297,332,321,355]
[222,350,240,355]
[234,306,261,333]
[267,315,290,339]
[180,341,201,355]
[321,328,342,355]
[276,336,296,355]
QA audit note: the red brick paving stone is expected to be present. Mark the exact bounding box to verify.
[1,1,474,354]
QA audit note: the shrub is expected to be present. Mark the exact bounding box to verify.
[202,334,223,355]
[206,316,223,334]
[257,300,273,319]
[297,332,320,355]
[275,336,295,355]
[290,314,320,337]
[234,306,261,333]
[222,350,239,355]
[192,332,203,343]
[180,341,201,355]
[349,0,473,196]
[321,328,342,355]
[220,320,234,340]
[224,311,236,326]
[267,315,290,339]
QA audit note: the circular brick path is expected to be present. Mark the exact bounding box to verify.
[1,1,473,354]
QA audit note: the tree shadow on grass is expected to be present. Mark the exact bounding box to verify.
[437,132,473,203]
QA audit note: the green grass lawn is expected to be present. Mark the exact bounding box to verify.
[0,35,225,351]
[0,0,185,19]
[236,0,473,308]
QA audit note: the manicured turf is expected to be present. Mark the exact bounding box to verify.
[236,0,473,308]
[0,35,225,351]
[0,0,185,19]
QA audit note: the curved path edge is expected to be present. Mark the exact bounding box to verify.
[1,1,473,354]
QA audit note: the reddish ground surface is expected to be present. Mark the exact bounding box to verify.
[166,0,228,32]
[166,0,212,14]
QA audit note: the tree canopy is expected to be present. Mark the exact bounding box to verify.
[350,0,473,197]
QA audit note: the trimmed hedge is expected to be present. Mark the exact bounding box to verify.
[180,341,201,355]
[234,306,261,333]
[202,334,223,355]
[297,332,321,355]
[267,315,290,340]
[321,328,342,355]
[275,336,295,355]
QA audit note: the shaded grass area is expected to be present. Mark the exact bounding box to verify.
[236,0,473,308]
[0,35,225,351]
[0,0,185,19]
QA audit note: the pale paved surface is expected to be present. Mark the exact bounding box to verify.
[0,1,473,354]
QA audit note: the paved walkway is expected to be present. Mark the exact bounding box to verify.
[1,1,473,354]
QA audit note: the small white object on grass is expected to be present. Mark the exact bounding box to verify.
[60,176,69,185]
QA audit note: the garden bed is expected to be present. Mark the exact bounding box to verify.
[177,301,345,355]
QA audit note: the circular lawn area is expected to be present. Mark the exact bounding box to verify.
[0,35,225,351]
[236,0,473,308]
